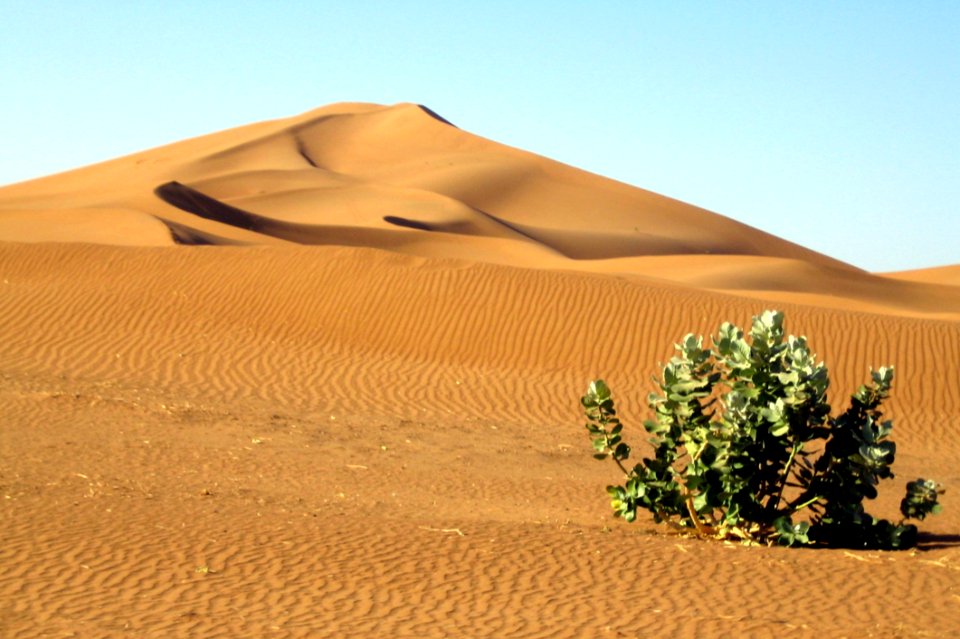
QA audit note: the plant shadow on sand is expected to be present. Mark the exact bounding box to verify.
[916,533,960,550]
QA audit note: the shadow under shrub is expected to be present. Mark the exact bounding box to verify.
[583,310,943,549]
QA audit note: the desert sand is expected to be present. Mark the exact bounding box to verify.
[1,102,958,638]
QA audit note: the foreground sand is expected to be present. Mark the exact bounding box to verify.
[2,104,959,637]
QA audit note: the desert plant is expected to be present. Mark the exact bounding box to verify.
[582,310,943,549]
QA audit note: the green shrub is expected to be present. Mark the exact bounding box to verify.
[582,310,943,549]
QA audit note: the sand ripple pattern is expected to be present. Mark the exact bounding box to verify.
[1,244,957,438]
[6,509,959,638]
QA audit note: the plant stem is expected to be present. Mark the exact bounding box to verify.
[610,451,630,477]
[684,496,714,538]
[770,440,802,513]
[603,426,631,477]
[788,495,821,512]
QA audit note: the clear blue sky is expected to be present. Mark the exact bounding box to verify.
[2,1,957,272]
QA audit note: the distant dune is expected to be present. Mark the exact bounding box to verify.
[1,103,958,638]
[883,263,960,286]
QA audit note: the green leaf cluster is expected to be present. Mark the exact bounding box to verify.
[582,310,944,549]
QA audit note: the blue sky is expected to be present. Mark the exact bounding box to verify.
[2,1,957,271]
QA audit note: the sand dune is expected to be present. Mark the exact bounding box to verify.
[3,101,955,319]
[884,263,960,287]
[1,104,959,637]
[0,102,851,262]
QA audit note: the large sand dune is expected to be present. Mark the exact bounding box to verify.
[2,103,958,637]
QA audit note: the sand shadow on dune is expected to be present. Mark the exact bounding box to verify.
[154,181,475,248]
[156,180,709,260]
[384,207,657,261]
[417,104,457,127]
[382,215,433,232]
[156,180,574,256]
[382,210,560,253]
[156,181,262,235]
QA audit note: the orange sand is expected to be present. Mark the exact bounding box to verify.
[1,103,958,638]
